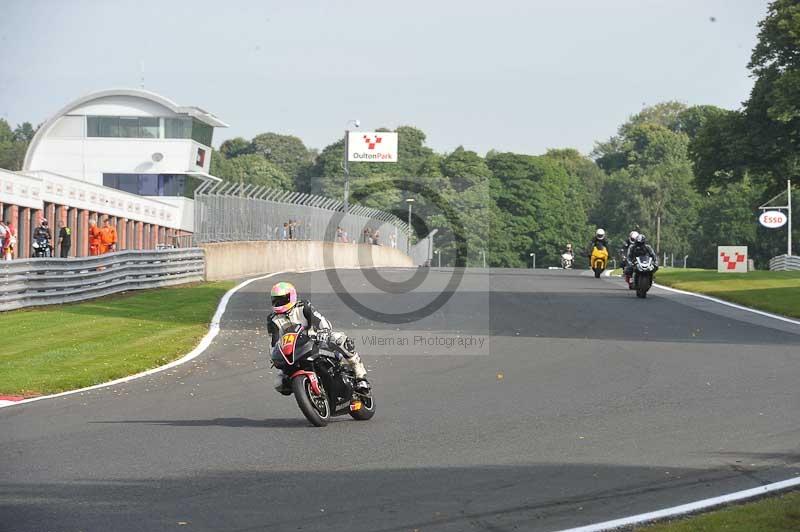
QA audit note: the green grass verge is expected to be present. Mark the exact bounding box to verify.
[635,491,800,531]
[0,282,235,396]
[653,268,800,319]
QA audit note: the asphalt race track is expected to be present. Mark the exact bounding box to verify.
[2,268,800,532]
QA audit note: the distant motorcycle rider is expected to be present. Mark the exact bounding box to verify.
[586,228,608,256]
[267,281,370,395]
[625,233,658,276]
[621,230,640,285]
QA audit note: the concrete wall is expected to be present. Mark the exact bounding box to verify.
[201,240,414,280]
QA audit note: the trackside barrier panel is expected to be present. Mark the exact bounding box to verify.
[193,182,409,251]
[769,254,800,271]
[0,248,205,312]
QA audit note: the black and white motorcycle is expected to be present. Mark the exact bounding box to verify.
[632,255,656,298]
[31,237,52,258]
[560,251,574,269]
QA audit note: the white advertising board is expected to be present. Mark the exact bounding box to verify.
[347,131,398,163]
[717,245,748,273]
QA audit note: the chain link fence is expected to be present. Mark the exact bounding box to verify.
[193,181,409,252]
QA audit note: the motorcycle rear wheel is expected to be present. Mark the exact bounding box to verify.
[292,374,331,427]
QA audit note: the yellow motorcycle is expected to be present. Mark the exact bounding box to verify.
[590,244,609,278]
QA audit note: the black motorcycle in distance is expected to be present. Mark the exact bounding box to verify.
[271,323,375,427]
[31,237,52,258]
[633,255,656,298]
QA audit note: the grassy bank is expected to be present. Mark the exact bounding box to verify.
[653,268,800,319]
[635,491,800,531]
[0,282,235,396]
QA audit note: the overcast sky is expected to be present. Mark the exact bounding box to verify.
[0,0,768,156]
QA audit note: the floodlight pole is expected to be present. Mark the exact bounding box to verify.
[342,120,359,214]
[343,131,350,214]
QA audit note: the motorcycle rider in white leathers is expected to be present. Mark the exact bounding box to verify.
[267,281,369,395]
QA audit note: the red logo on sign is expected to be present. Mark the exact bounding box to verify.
[720,251,746,270]
[363,135,382,150]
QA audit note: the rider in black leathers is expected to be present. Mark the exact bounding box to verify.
[33,219,52,255]
[267,282,369,396]
[625,234,658,276]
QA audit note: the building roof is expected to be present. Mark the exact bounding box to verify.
[23,88,229,171]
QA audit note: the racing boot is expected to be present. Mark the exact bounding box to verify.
[347,353,371,393]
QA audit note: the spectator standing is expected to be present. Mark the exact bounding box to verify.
[99,218,117,254]
[58,220,72,258]
[0,220,8,260]
[88,219,101,256]
[281,223,289,240]
[336,226,344,242]
[3,220,15,260]
[372,230,380,245]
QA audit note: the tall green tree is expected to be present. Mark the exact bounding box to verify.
[218,137,252,159]
[210,152,291,190]
[251,133,314,187]
[487,152,591,267]
[0,119,33,171]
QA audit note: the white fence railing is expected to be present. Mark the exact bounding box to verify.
[0,248,205,312]
[769,254,800,271]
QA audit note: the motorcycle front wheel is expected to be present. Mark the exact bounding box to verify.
[636,274,651,298]
[292,374,331,427]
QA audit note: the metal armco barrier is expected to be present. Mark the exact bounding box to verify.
[769,254,800,271]
[0,248,205,312]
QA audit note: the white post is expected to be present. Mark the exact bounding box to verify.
[788,179,793,256]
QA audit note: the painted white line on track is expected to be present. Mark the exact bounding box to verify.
[651,282,800,327]
[0,267,338,410]
[605,273,800,327]
[552,475,800,532]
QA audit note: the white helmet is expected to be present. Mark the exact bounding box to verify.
[629,230,640,242]
[595,228,606,240]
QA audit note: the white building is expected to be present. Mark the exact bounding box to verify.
[0,88,227,257]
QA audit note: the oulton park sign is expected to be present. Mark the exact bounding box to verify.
[347,131,398,163]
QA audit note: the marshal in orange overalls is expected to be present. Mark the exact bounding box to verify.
[88,224,102,256]
[99,224,117,254]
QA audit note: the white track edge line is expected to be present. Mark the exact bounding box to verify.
[652,282,800,326]
[0,266,348,410]
[553,475,800,532]
[606,272,800,327]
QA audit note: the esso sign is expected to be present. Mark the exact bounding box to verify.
[759,210,788,228]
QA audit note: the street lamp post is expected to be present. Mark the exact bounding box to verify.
[529,252,535,269]
[405,198,415,254]
[342,119,360,214]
